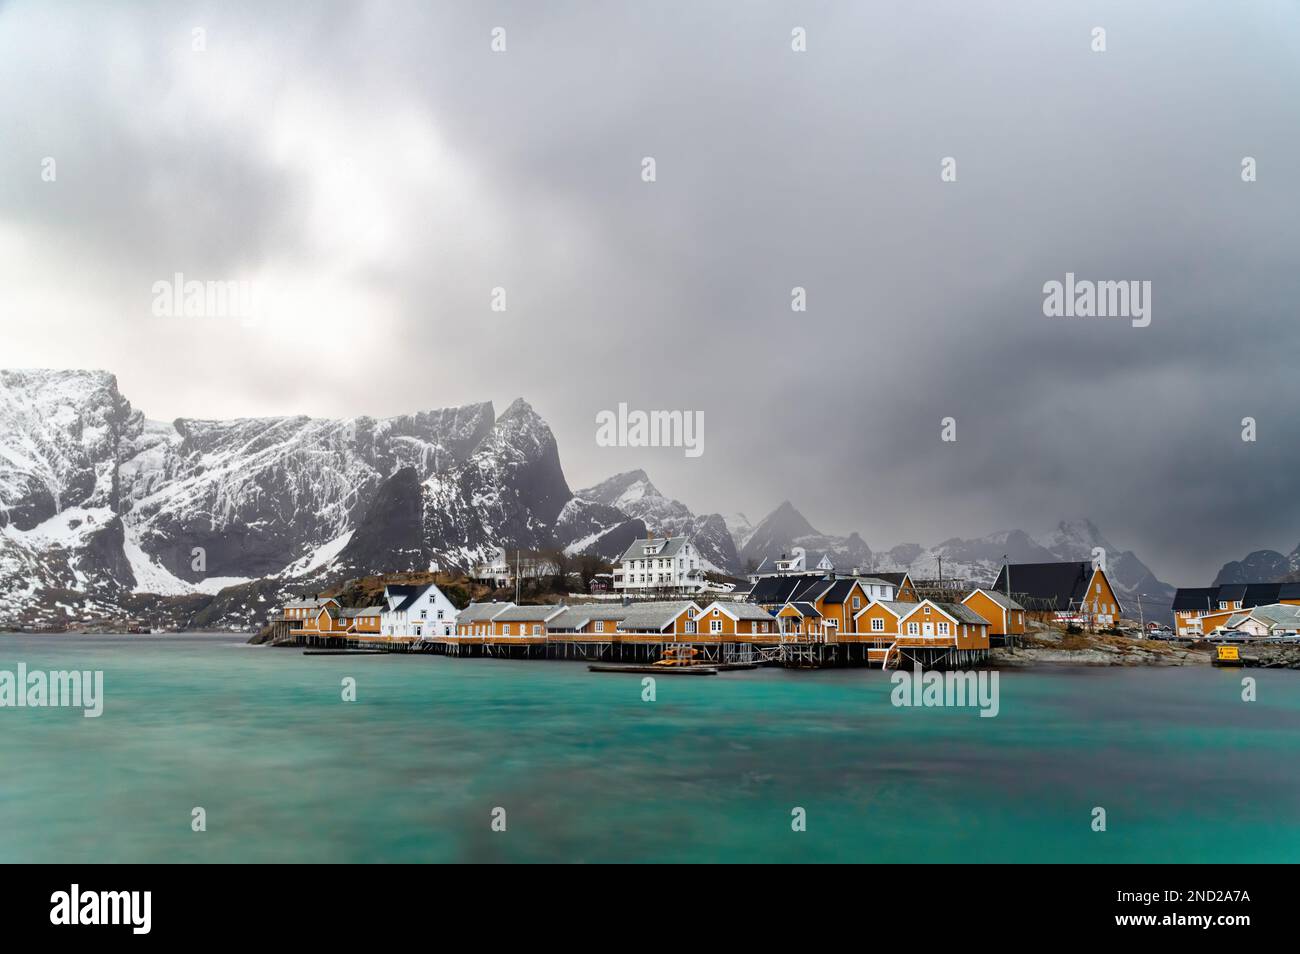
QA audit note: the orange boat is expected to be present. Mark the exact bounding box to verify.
[653,647,700,667]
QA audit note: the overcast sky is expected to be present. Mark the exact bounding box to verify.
[2,1,1298,583]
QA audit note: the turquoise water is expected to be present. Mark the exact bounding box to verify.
[1,633,1297,863]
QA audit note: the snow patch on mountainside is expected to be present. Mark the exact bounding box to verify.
[574,470,740,574]
[277,530,355,578]
[121,523,196,596]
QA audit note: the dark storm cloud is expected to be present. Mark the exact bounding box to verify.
[1,0,1297,582]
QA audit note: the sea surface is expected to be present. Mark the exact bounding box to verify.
[1,633,1297,863]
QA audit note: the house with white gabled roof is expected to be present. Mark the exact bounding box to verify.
[614,534,706,594]
[380,583,458,638]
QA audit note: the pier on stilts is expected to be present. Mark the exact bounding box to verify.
[269,629,987,670]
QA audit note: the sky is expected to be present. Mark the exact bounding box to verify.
[1,1,1298,584]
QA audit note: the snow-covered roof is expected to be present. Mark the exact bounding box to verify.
[457,601,514,623]
[619,536,688,562]
[696,601,774,622]
[494,604,566,622]
[616,601,697,631]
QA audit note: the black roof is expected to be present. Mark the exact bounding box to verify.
[748,574,835,605]
[1173,582,1294,612]
[1242,583,1281,606]
[864,572,910,586]
[1171,587,1217,611]
[822,579,859,603]
[786,601,822,618]
[793,578,835,602]
[385,583,432,612]
[990,562,1113,613]
[747,575,805,605]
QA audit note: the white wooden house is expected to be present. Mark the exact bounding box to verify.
[380,583,458,638]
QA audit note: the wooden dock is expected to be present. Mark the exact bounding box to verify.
[267,629,988,671]
[588,664,718,675]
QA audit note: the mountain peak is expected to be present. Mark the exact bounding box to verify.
[500,397,536,421]
[575,470,661,508]
[758,501,819,537]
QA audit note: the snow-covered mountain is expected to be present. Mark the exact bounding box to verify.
[736,500,1177,622]
[0,368,1183,630]
[724,512,756,551]
[739,501,871,573]
[867,518,1176,622]
[571,470,741,574]
[0,371,611,627]
[1212,545,1300,585]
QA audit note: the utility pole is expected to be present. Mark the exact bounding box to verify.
[1003,555,1011,598]
[515,549,521,605]
[1137,592,1146,635]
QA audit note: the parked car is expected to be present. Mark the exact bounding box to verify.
[1147,627,1175,640]
[1207,629,1249,644]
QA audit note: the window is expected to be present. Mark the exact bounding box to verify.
[923,605,930,614]
[420,610,427,619]
[710,619,722,633]
[503,624,511,636]
[938,622,950,636]
[907,622,920,635]
[532,625,541,635]
[436,610,443,620]
[595,621,604,633]
[852,596,861,610]
[871,617,884,632]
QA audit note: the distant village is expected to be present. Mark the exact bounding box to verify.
[265,532,1162,669]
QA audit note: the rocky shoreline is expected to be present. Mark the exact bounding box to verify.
[993,628,1211,667]
[1236,644,1300,669]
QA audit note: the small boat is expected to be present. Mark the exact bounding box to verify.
[653,647,701,667]
[590,648,719,675]
[304,649,384,657]
[588,663,718,675]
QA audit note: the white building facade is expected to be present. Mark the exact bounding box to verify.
[380,583,458,637]
[613,536,707,594]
